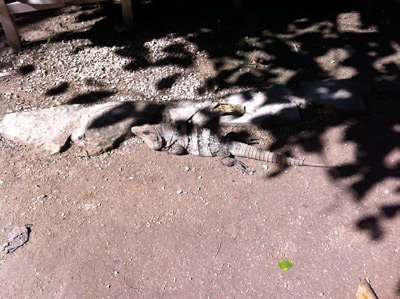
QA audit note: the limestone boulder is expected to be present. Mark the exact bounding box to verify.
[220,85,302,126]
[300,79,367,112]
[0,101,162,155]
[0,104,83,154]
[72,101,162,155]
[161,100,219,127]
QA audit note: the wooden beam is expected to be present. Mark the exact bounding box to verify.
[120,0,133,29]
[7,2,64,14]
[8,0,112,14]
[0,0,22,47]
[1,0,134,47]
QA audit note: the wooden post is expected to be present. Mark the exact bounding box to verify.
[233,0,242,20]
[120,0,133,30]
[0,0,22,47]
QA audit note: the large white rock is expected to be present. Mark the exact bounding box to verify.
[301,79,367,112]
[220,85,302,126]
[0,104,83,154]
[0,101,162,155]
[162,100,219,126]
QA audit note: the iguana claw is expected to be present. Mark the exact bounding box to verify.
[234,160,249,174]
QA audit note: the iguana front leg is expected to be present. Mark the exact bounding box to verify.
[164,143,187,155]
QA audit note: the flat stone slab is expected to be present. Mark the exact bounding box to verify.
[220,84,301,126]
[0,101,162,155]
[2,81,365,155]
[162,100,219,127]
[0,104,82,154]
[73,101,162,155]
[300,79,367,112]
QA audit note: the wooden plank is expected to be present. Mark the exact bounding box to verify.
[7,2,65,14]
[8,0,111,14]
[0,0,22,47]
[64,0,110,5]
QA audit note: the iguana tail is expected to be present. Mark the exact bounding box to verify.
[229,142,330,167]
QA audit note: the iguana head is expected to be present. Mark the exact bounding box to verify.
[131,124,165,150]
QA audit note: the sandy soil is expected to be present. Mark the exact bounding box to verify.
[1,1,400,298]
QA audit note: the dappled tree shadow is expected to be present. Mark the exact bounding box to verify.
[57,1,400,186]
[356,203,400,240]
[5,0,400,246]
[18,64,35,75]
[157,73,181,90]
[357,216,383,240]
[87,101,162,129]
[46,82,70,95]
[329,98,400,199]
[67,91,115,104]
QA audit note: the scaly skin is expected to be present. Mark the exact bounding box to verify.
[131,124,330,173]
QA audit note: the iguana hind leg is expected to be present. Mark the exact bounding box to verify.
[233,160,249,174]
[218,156,249,174]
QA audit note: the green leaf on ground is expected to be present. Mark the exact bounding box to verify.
[278,260,294,270]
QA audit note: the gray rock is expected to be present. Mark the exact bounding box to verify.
[266,84,307,109]
[301,79,367,112]
[74,101,162,155]
[220,85,301,126]
[0,104,83,154]
[0,101,162,155]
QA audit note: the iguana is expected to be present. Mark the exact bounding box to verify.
[131,124,330,173]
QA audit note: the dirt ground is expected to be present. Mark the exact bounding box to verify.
[1,1,400,298]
